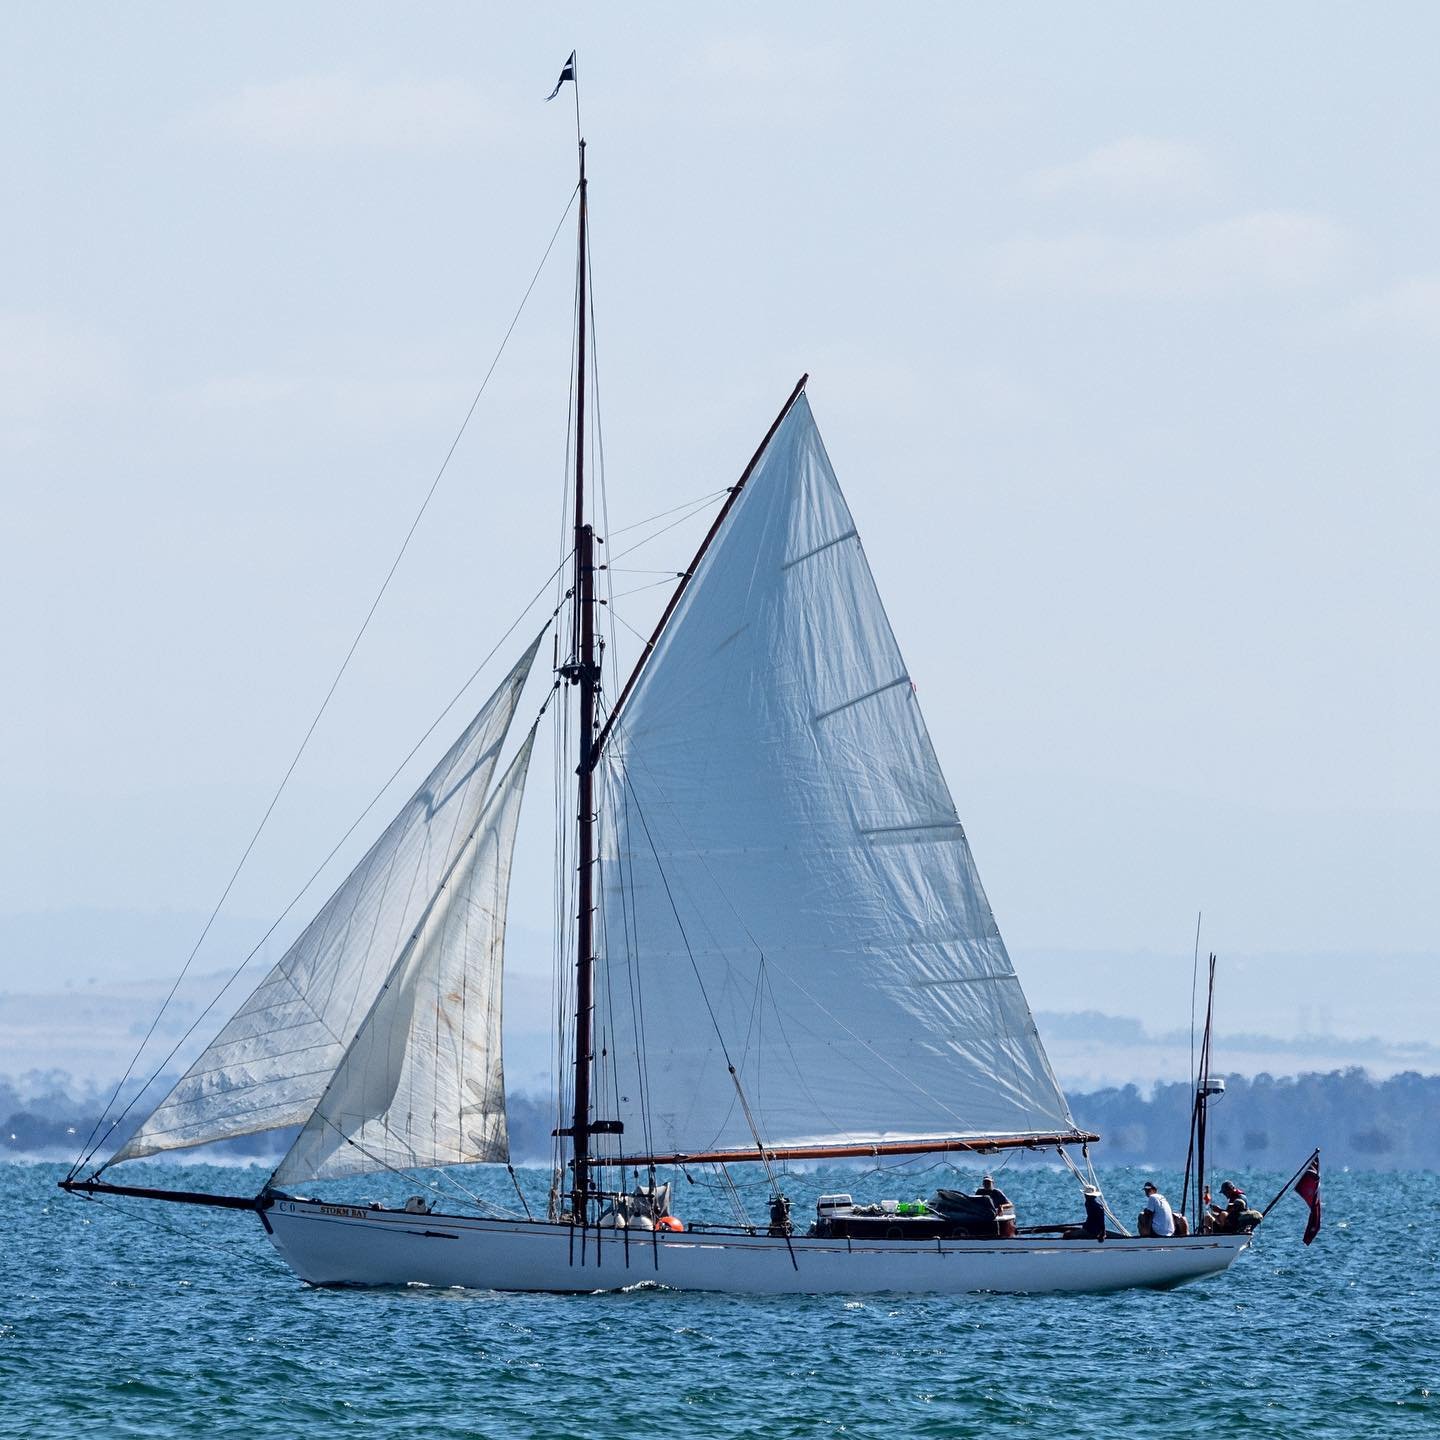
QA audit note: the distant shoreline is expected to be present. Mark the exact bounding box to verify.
[8,1066,1436,1171]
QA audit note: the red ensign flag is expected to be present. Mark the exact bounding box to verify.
[1295,1151,1322,1245]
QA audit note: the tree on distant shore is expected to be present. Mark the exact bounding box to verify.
[1069,1067,1440,1170]
[5,1067,1438,1170]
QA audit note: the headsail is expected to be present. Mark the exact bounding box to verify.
[110,638,540,1165]
[596,394,1076,1158]
[273,727,535,1184]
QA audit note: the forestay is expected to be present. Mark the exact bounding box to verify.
[111,639,539,1164]
[596,396,1076,1157]
[273,728,535,1183]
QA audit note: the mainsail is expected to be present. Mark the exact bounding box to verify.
[596,395,1076,1158]
[273,728,535,1184]
[110,639,539,1165]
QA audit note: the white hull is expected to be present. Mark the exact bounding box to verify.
[263,1198,1251,1295]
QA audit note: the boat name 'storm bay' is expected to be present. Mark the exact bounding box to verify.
[63,60,1307,1294]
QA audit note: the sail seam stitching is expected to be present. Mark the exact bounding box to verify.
[858,820,965,837]
[781,528,859,569]
[812,675,910,723]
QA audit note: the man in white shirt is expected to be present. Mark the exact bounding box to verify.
[1140,1181,1176,1237]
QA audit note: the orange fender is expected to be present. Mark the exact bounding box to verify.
[655,1215,684,1232]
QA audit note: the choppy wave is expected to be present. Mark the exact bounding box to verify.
[4,1159,1436,1439]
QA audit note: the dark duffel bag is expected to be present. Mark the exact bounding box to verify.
[927,1190,1000,1226]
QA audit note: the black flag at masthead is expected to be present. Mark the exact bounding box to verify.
[546,51,576,101]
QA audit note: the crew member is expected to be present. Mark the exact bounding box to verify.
[975,1174,1011,1212]
[1138,1180,1175,1237]
[1206,1180,1248,1233]
[1081,1185,1106,1241]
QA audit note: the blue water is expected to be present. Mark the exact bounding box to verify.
[3,1160,1435,1438]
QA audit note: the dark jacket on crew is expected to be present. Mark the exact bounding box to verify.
[1082,1193,1107,1241]
[1213,1188,1248,1233]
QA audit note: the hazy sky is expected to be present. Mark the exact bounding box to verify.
[3,5,1436,1056]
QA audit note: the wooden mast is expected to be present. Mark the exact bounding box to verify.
[562,138,599,1220]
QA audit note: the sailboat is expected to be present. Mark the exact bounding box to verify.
[60,131,1254,1296]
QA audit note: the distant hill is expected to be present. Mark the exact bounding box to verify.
[6,1066,1437,1171]
[3,954,1430,1098]
[1034,1009,1440,1090]
[1067,1068,1440,1170]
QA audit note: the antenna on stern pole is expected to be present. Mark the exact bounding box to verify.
[1182,953,1222,1232]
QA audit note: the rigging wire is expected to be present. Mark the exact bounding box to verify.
[549,209,582,1214]
[583,691,659,1171]
[606,488,729,536]
[605,607,655,649]
[76,568,570,1176]
[681,1164,802,1193]
[584,200,622,703]
[604,712,984,1140]
[255,707,550,1203]
[715,1164,755,1230]
[298,1110,527,1221]
[606,495,729,564]
[756,956,849,1143]
[586,451,773,1178]
[582,200,632,1158]
[853,1154,987,1184]
[614,746,657,1162]
[1055,1144,1132,1237]
[614,767,735,1069]
[608,577,686,601]
[1189,910,1203,1102]
[72,185,580,1180]
[78,1191,255,1267]
[611,761,785,1201]
[507,1164,535,1219]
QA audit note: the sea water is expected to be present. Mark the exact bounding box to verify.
[3,1160,1435,1438]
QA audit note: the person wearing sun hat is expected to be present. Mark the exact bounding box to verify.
[1080,1185,1107,1241]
